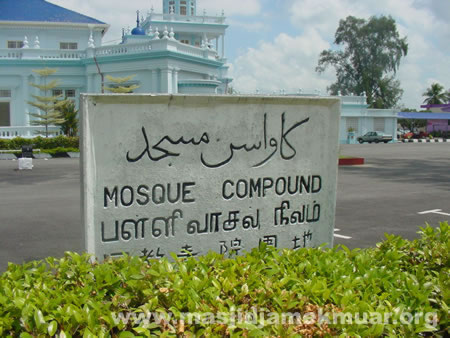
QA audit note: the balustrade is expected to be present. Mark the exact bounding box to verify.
[0,39,219,61]
[0,126,62,139]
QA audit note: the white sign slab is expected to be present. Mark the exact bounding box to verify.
[81,94,341,260]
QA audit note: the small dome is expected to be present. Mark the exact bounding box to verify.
[131,10,145,35]
[131,26,145,35]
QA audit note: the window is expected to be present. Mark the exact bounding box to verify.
[374,118,385,132]
[346,117,359,132]
[194,41,200,47]
[169,0,175,13]
[52,89,63,97]
[0,102,10,126]
[180,0,187,15]
[65,89,76,97]
[7,41,23,49]
[0,90,11,98]
[60,42,78,50]
[52,89,76,98]
[180,39,189,44]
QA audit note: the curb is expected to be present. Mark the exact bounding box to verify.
[339,157,365,166]
[402,139,450,143]
[0,152,80,160]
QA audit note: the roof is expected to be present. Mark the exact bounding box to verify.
[0,0,106,25]
[420,103,450,108]
[398,112,450,120]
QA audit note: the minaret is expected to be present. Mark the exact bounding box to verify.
[163,0,196,16]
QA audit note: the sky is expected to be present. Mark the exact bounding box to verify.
[49,0,450,110]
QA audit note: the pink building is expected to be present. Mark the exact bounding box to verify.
[420,104,450,133]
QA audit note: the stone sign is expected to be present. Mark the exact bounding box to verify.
[81,94,341,260]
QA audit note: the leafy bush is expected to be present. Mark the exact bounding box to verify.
[430,131,450,139]
[39,147,79,156]
[0,136,79,150]
[0,223,448,337]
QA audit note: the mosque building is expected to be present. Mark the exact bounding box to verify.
[0,0,230,137]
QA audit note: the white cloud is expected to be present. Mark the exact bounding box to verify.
[227,19,265,32]
[48,0,261,43]
[290,0,369,36]
[49,0,151,43]
[284,0,450,108]
[231,29,334,94]
[197,0,261,17]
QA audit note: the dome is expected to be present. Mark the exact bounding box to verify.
[131,26,145,35]
[131,10,145,35]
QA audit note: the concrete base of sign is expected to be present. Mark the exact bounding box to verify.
[18,158,33,170]
[33,153,52,159]
[0,153,17,160]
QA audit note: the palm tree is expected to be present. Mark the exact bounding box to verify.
[423,83,447,105]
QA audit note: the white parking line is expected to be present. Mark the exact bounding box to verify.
[334,228,352,239]
[334,234,352,239]
[418,209,450,216]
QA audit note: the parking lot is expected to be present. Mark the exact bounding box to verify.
[335,143,450,247]
[1,143,449,271]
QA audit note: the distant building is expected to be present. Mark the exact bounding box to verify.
[339,94,398,143]
[0,0,230,138]
[397,104,450,134]
[254,90,398,144]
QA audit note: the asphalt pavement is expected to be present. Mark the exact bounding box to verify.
[335,143,450,247]
[1,143,449,271]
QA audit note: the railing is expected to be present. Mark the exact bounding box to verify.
[340,95,368,105]
[176,42,204,58]
[94,42,152,56]
[147,13,226,24]
[0,50,23,59]
[0,48,86,60]
[93,39,220,61]
[1,40,221,61]
[0,126,62,139]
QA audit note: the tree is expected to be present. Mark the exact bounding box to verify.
[397,109,426,131]
[28,68,69,137]
[316,15,408,109]
[104,75,139,93]
[56,100,78,136]
[423,83,448,105]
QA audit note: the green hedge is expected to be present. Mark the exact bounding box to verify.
[0,136,79,150]
[10,147,80,158]
[0,223,448,337]
[39,147,80,156]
